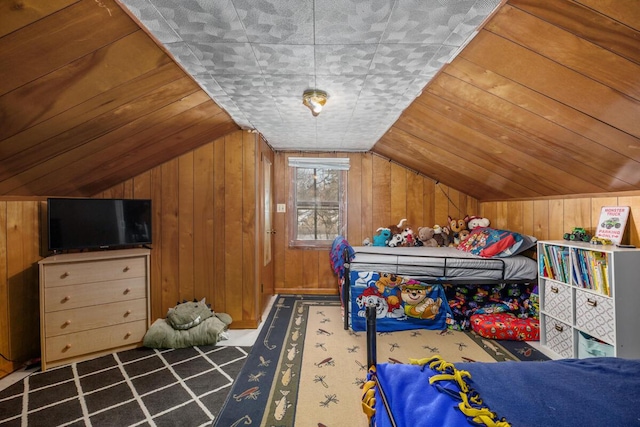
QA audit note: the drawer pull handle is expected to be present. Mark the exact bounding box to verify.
[125,332,131,339]
[554,324,564,332]
[124,288,131,294]
[125,310,132,317]
[587,298,597,307]
[61,272,70,279]
[63,320,71,327]
[123,266,130,272]
[550,286,559,293]
[62,296,70,302]
[63,344,72,351]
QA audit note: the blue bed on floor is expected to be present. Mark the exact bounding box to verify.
[361,306,640,427]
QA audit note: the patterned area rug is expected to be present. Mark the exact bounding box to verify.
[0,345,249,426]
[215,295,547,427]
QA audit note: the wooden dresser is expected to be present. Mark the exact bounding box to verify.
[38,248,151,371]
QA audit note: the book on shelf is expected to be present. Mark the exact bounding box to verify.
[541,244,569,282]
[571,249,583,288]
[595,206,630,245]
[570,248,610,296]
[540,249,553,279]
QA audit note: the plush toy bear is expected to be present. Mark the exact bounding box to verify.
[465,215,490,230]
[416,226,438,247]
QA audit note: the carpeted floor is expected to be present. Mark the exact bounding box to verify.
[0,345,249,427]
[215,294,547,427]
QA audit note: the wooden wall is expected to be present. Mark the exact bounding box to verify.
[272,152,479,293]
[2,147,640,375]
[1,130,265,376]
[95,130,262,329]
[480,195,640,246]
[272,152,640,294]
[0,200,42,375]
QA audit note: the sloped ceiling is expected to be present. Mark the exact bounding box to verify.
[0,0,639,201]
[117,0,502,151]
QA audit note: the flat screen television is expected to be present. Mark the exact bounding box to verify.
[47,198,152,252]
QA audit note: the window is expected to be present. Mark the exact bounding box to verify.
[288,157,349,248]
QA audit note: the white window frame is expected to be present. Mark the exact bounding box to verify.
[287,157,349,249]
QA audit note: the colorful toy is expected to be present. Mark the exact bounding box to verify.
[465,215,490,230]
[373,228,391,246]
[590,236,612,245]
[563,227,590,242]
[448,216,468,246]
[401,224,415,247]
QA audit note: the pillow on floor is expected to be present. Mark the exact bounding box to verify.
[143,312,232,349]
[470,313,539,341]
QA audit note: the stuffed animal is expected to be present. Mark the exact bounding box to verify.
[373,228,392,246]
[388,233,404,247]
[389,218,407,237]
[401,224,415,247]
[433,224,451,247]
[465,215,490,230]
[416,226,438,247]
[448,216,468,247]
[458,229,470,243]
[167,298,214,330]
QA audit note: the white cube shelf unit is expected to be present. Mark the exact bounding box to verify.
[538,240,640,359]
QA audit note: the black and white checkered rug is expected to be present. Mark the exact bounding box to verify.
[0,345,250,427]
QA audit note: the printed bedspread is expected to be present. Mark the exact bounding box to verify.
[349,270,453,332]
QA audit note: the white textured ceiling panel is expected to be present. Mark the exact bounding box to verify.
[117,0,501,151]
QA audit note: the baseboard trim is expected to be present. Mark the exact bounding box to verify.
[274,288,339,296]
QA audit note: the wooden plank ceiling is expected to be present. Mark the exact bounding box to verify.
[374,0,640,201]
[0,0,639,201]
[0,0,239,197]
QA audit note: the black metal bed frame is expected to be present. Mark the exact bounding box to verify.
[342,247,533,330]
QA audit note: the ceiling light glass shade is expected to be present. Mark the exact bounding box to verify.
[302,89,328,116]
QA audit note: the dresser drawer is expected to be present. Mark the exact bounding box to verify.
[45,299,147,337]
[575,290,614,344]
[45,320,147,363]
[44,277,147,312]
[543,315,574,359]
[42,256,146,287]
[542,280,572,324]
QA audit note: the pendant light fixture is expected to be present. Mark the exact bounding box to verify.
[302,89,328,116]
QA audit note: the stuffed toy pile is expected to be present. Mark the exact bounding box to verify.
[367,215,490,248]
[143,298,232,349]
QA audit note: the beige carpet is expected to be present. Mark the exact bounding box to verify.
[261,300,517,427]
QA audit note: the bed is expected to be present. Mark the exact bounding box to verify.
[361,305,640,427]
[332,227,539,332]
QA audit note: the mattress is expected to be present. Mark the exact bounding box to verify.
[349,246,537,282]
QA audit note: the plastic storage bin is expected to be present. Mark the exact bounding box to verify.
[578,331,614,358]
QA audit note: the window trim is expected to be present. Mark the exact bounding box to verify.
[287,157,349,249]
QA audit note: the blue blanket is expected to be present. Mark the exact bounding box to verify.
[372,357,640,426]
[460,357,640,426]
